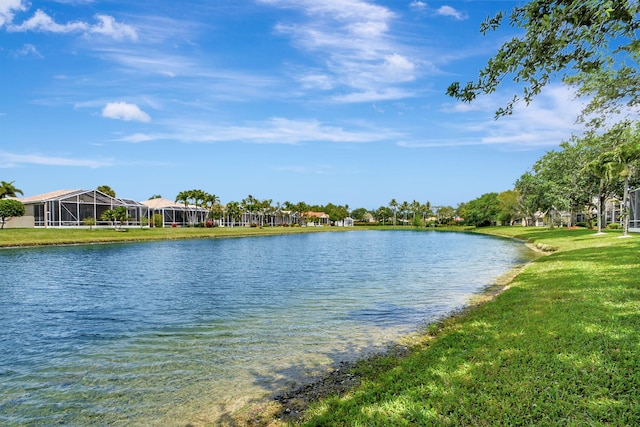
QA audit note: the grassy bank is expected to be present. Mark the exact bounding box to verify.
[0,226,357,248]
[263,227,639,426]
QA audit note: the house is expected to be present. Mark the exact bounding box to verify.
[8,189,148,228]
[141,198,209,227]
[334,217,355,227]
[303,211,330,226]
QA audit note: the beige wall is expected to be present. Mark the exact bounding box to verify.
[4,215,35,228]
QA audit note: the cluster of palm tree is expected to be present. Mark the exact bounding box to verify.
[173,190,353,227]
[379,199,444,226]
[175,189,220,225]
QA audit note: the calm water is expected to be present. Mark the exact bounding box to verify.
[0,230,532,426]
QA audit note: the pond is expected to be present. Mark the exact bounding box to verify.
[0,230,533,426]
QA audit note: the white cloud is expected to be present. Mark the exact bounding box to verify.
[118,117,402,145]
[0,151,111,168]
[436,6,467,21]
[8,10,137,41]
[89,14,138,41]
[14,43,42,58]
[261,0,421,100]
[9,9,88,33]
[383,53,415,82]
[409,2,467,21]
[409,1,427,12]
[297,72,334,90]
[404,85,587,149]
[102,102,151,122]
[0,0,26,27]
[332,88,415,103]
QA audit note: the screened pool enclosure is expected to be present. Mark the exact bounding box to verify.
[630,187,640,232]
[16,190,211,228]
[19,189,149,228]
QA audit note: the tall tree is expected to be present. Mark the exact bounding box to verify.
[0,181,23,199]
[224,201,242,227]
[375,206,393,225]
[421,201,433,224]
[583,153,613,233]
[497,190,520,225]
[204,193,221,221]
[389,199,398,226]
[97,185,116,197]
[447,1,640,119]
[462,192,501,227]
[399,201,409,225]
[410,200,421,226]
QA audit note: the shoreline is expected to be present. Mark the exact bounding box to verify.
[233,233,543,426]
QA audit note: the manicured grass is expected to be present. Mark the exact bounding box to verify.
[0,225,356,248]
[281,227,640,426]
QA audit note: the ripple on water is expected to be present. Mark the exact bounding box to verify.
[0,230,532,425]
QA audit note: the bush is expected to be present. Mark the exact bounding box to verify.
[152,214,163,228]
[83,217,96,229]
[0,199,25,229]
[607,222,622,229]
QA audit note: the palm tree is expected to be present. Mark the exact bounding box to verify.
[421,201,433,225]
[0,181,23,199]
[295,201,309,226]
[261,199,273,226]
[389,199,398,226]
[242,195,259,226]
[113,206,128,229]
[411,200,420,226]
[175,190,192,226]
[399,201,409,225]
[175,190,190,207]
[101,206,128,229]
[224,201,241,227]
[204,193,221,224]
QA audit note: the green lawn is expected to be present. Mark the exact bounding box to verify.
[0,225,353,248]
[282,227,640,426]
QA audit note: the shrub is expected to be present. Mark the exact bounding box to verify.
[83,217,96,230]
[607,222,622,229]
[152,214,163,228]
[0,199,25,229]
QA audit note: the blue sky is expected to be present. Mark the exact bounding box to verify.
[1,0,588,209]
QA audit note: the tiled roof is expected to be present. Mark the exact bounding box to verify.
[18,189,83,203]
